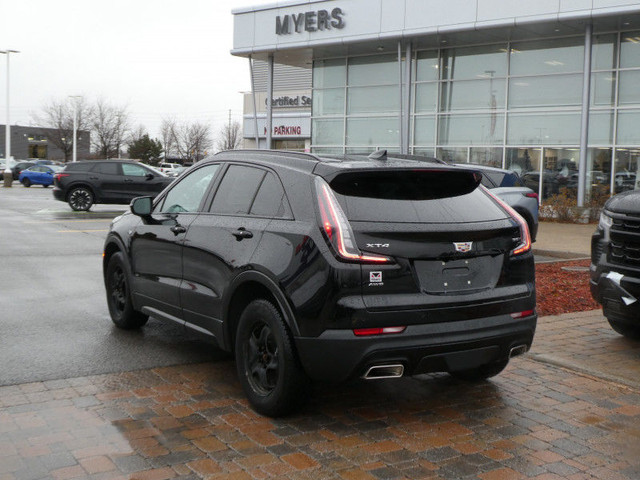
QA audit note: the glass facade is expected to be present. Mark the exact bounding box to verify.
[311,30,640,202]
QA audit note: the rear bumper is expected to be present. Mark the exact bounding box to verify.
[52,187,65,202]
[295,313,536,382]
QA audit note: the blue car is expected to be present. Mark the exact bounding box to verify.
[19,165,64,188]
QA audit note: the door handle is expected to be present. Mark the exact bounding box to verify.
[124,179,133,183]
[89,176,98,180]
[232,228,253,240]
[170,225,187,235]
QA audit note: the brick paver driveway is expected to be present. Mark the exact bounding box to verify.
[1,311,640,480]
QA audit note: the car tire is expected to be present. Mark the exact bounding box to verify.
[43,184,49,188]
[22,178,31,187]
[106,252,148,330]
[68,187,94,211]
[235,299,308,417]
[606,317,640,340]
[449,359,509,381]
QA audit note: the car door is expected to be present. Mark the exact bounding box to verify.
[120,163,168,199]
[129,163,222,322]
[91,162,123,201]
[181,164,281,339]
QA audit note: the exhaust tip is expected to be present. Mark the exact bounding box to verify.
[509,344,528,358]
[362,364,404,380]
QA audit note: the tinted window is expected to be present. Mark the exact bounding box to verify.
[94,162,119,175]
[122,163,150,177]
[330,170,503,223]
[479,173,496,188]
[64,162,94,172]
[210,165,266,215]
[157,164,220,214]
[250,173,290,218]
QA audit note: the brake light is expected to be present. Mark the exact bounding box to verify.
[525,192,539,202]
[510,310,535,319]
[315,177,391,263]
[54,173,69,181]
[481,186,531,256]
[353,326,406,336]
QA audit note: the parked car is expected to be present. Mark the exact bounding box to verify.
[103,150,537,416]
[456,164,539,242]
[53,160,174,211]
[19,165,64,187]
[591,190,640,339]
[11,161,36,180]
[157,162,182,176]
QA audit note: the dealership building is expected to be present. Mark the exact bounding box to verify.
[233,0,640,205]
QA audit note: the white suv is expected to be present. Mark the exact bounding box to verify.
[158,163,181,176]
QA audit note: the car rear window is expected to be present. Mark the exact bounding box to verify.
[329,170,505,223]
[485,171,524,187]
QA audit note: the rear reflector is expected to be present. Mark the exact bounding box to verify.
[510,310,535,319]
[353,326,406,336]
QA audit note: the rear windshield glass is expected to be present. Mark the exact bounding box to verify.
[329,170,504,223]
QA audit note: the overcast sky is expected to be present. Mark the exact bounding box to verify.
[0,0,271,139]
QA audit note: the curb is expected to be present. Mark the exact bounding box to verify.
[533,248,590,260]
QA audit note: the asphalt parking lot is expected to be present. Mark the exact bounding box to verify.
[1,185,640,480]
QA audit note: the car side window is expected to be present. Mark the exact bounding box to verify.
[94,162,119,175]
[122,164,149,177]
[479,173,495,188]
[209,165,266,215]
[156,164,220,214]
[249,172,291,218]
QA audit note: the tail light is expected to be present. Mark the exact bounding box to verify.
[525,192,539,203]
[54,173,69,181]
[481,186,531,256]
[315,176,391,263]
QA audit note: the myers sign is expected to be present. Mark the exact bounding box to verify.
[275,8,345,35]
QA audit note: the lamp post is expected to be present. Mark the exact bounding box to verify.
[68,96,82,162]
[1,49,19,188]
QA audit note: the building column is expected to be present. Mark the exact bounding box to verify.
[404,42,412,154]
[398,42,404,154]
[249,56,260,149]
[266,55,274,150]
[578,23,593,207]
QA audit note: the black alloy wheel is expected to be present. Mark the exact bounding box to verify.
[105,252,148,329]
[235,299,308,417]
[68,187,93,211]
[22,178,31,187]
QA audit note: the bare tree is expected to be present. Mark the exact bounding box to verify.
[174,121,213,162]
[216,120,242,151]
[91,98,130,159]
[33,97,92,162]
[160,117,177,160]
[128,124,147,145]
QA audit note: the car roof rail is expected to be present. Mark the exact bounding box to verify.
[216,149,322,163]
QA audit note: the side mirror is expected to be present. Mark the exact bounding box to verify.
[145,173,154,180]
[130,196,153,217]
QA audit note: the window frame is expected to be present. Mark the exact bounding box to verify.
[152,162,223,214]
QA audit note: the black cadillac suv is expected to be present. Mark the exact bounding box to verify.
[53,160,173,211]
[103,150,537,416]
[591,191,640,339]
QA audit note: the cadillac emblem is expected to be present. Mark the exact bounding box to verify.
[453,242,473,253]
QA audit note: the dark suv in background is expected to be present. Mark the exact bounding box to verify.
[103,150,537,416]
[592,191,640,339]
[53,160,173,211]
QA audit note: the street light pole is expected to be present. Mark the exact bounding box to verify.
[68,96,82,163]
[1,49,19,188]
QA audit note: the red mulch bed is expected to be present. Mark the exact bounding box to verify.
[536,259,600,316]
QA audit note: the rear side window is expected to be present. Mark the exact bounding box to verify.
[329,170,504,223]
[64,162,94,172]
[94,162,119,175]
[250,173,291,218]
[210,165,265,215]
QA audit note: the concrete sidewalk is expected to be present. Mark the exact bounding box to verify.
[533,221,595,257]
